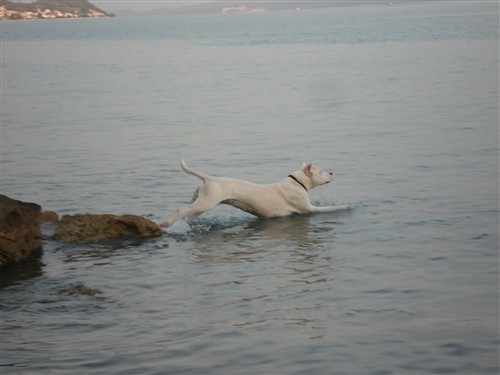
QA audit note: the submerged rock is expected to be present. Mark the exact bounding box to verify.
[57,282,101,296]
[54,214,163,243]
[0,194,42,268]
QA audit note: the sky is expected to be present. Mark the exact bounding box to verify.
[14,0,401,14]
[92,0,215,12]
[91,0,357,13]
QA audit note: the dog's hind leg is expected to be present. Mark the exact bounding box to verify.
[160,182,223,227]
[191,187,200,203]
[160,202,208,228]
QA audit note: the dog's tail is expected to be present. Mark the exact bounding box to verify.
[181,159,211,182]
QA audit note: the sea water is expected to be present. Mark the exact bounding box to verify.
[1,2,499,374]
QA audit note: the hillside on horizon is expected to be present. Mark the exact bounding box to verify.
[1,0,114,19]
[105,0,416,17]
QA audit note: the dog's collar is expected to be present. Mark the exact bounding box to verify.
[288,175,308,192]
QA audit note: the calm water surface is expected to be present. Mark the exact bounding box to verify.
[1,2,499,374]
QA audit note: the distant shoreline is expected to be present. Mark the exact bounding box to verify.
[0,0,114,21]
[0,7,114,21]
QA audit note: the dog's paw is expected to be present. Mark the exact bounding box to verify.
[337,203,352,211]
[159,221,171,228]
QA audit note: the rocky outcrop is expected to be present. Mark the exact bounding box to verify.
[0,195,42,268]
[0,193,163,267]
[54,214,163,243]
[0,0,114,21]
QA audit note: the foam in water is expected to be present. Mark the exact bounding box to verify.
[164,220,192,235]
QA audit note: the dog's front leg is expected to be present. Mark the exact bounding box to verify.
[308,203,352,214]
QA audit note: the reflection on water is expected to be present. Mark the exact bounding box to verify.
[180,215,343,338]
[0,251,44,289]
[189,214,335,264]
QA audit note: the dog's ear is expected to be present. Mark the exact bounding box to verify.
[303,163,313,177]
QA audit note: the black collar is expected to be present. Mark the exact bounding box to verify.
[288,175,308,192]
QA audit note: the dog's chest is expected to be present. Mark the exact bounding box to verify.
[221,199,261,216]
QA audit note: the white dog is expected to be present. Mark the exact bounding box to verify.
[160,159,351,228]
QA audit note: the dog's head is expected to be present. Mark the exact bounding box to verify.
[299,162,333,189]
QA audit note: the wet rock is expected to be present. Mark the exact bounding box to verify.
[0,195,42,268]
[54,214,163,243]
[40,210,59,223]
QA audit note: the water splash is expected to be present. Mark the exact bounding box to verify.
[164,220,192,235]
